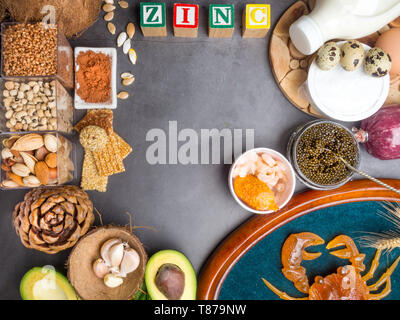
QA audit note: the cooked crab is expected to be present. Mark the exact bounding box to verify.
[262,232,400,300]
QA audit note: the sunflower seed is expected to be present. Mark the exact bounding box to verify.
[128,48,137,65]
[117,91,129,99]
[123,39,131,54]
[104,11,114,21]
[121,72,134,79]
[103,4,116,12]
[107,22,116,35]
[122,77,135,86]
[118,1,129,8]
[117,32,127,47]
[127,22,135,39]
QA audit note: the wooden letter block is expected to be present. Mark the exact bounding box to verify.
[173,3,199,38]
[140,2,167,37]
[209,4,234,38]
[242,4,271,38]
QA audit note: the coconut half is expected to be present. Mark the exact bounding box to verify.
[67,226,147,300]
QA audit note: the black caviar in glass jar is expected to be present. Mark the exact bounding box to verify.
[295,123,358,185]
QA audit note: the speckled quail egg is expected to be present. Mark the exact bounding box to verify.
[340,40,365,71]
[364,47,392,78]
[315,42,341,71]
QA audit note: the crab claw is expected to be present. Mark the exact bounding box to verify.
[281,232,324,294]
[327,235,366,272]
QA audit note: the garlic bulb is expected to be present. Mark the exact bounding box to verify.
[93,258,110,279]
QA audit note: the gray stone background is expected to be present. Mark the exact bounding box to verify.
[1,0,400,299]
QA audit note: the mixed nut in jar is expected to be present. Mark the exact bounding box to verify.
[0,132,75,189]
[287,120,360,190]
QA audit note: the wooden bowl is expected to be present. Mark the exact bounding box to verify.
[68,226,147,300]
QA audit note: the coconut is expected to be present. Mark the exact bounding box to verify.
[68,226,147,300]
[4,0,102,38]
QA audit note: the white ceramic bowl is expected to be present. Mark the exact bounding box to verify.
[307,41,390,122]
[74,47,117,109]
[228,148,296,214]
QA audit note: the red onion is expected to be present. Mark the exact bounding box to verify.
[353,106,400,160]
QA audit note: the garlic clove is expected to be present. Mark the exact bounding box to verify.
[108,242,124,268]
[104,273,124,288]
[93,258,110,279]
[119,248,140,277]
[100,238,121,267]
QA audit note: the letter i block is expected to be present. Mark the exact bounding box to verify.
[209,4,234,38]
[242,4,271,38]
[140,2,167,37]
[173,4,199,38]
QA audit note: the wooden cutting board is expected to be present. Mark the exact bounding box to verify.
[270,0,400,118]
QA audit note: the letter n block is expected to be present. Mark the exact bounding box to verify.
[209,4,234,38]
[140,2,167,37]
[242,4,271,38]
[173,3,199,38]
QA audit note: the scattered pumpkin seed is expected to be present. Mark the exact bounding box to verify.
[104,11,114,21]
[122,77,135,86]
[128,48,137,65]
[127,23,135,39]
[121,72,134,79]
[123,39,131,54]
[118,1,129,8]
[117,32,127,47]
[104,0,114,4]
[107,22,116,35]
[103,4,116,12]
[117,91,130,100]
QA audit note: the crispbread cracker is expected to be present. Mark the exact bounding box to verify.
[81,152,108,192]
[92,133,125,176]
[74,109,114,134]
[112,132,132,159]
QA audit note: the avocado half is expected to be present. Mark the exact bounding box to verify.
[145,250,197,300]
[20,267,78,300]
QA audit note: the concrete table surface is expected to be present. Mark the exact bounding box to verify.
[1,0,400,299]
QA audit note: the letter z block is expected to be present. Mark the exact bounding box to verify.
[209,4,234,38]
[140,2,167,37]
[242,4,271,38]
[173,4,199,38]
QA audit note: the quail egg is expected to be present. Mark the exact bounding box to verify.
[315,42,341,71]
[364,47,392,78]
[340,40,365,71]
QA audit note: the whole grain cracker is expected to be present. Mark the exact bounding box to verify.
[80,125,109,152]
[81,152,108,192]
[112,132,132,159]
[92,133,125,176]
[74,109,114,134]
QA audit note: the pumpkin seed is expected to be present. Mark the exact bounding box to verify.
[117,91,129,100]
[104,0,114,4]
[122,77,135,86]
[123,39,131,54]
[118,1,129,8]
[107,22,116,35]
[104,11,114,21]
[128,48,137,65]
[117,32,127,47]
[103,4,116,12]
[127,23,135,39]
[121,72,134,79]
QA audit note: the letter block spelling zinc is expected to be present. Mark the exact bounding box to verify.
[140,2,167,37]
[209,4,234,38]
[242,4,271,38]
[173,3,199,38]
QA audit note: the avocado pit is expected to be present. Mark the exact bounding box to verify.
[155,263,185,300]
